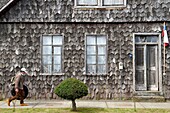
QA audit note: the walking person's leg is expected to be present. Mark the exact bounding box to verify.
[20,89,28,106]
[7,91,20,106]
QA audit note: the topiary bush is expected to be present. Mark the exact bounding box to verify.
[55,78,88,111]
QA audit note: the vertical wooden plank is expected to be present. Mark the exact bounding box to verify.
[158,34,162,92]
[133,33,136,91]
[144,45,147,90]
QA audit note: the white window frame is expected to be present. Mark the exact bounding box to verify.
[85,34,108,75]
[40,34,64,75]
[74,0,127,9]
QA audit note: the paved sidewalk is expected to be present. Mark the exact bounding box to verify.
[0,99,170,109]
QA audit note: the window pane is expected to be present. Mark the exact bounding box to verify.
[135,46,144,66]
[53,35,63,45]
[103,0,112,5]
[103,0,124,5]
[98,56,106,64]
[87,36,96,45]
[98,46,106,54]
[148,47,156,67]
[54,65,61,73]
[97,36,106,45]
[43,56,52,64]
[135,36,141,42]
[146,36,158,42]
[98,65,106,74]
[54,56,61,64]
[87,65,96,74]
[78,0,97,5]
[43,36,52,45]
[114,0,124,4]
[43,65,52,73]
[43,46,52,54]
[54,47,61,54]
[87,56,96,64]
[135,36,146,43]
[87,46,96,55]
[78,0,85,4]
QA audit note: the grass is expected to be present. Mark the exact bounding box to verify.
[0,108,170,113]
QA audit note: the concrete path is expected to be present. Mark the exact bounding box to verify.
[0,99,170,109]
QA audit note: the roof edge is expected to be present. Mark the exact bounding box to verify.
[0,21,168,24]
[0,0,19,15]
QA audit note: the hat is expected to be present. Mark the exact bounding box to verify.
[21,68,29,75]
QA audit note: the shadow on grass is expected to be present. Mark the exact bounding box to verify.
[73,108,108,113]
[0,108,108,113]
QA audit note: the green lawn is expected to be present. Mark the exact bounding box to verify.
[0,108,170,113]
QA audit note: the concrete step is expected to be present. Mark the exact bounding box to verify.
[133,96,165,102]
[134,91,163,96]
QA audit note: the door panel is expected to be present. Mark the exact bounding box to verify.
[135,46,147,91]
[135,45,158,91]
[147,46,158,90]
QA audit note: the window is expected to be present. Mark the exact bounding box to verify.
[75,0,126,8]
[86,35,107,74]
[41,35,63,74]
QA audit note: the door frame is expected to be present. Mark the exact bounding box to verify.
[133,33,162,92]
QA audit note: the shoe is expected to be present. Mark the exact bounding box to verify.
[6,99,10,106]
[20,103,28,106]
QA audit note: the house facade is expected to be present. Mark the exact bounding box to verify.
[0,0,170,100]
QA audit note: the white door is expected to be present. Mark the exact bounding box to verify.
[134,35,159,91]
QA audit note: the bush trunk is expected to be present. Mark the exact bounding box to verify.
[71,99,76,111]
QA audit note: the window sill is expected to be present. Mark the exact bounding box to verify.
[83,73,108,76]
[74,6,126,10]
[39,73,108,76]
[39,73,64,76]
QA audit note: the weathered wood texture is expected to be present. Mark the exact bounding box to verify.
[0,0,10,9]
[0,0,170,100]
[1,23,170,99]
[0,0,170,22]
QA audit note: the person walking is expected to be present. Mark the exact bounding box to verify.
[7,68,29,106]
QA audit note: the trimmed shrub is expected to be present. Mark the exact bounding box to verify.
[54,78,88,111]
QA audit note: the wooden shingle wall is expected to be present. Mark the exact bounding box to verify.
[1,23,170,99]
[1,0,170,99]
[0,0,170,22]
[0,0,10,9]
